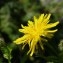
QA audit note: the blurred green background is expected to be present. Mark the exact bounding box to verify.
[0,0,63,63]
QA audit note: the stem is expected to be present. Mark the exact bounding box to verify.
[20,54,28,63]
[8,53,11,63]
[8,59,11,63]
[6,47,11,63]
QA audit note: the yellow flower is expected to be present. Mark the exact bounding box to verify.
[14,14,59,56]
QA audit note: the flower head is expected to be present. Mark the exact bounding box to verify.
[14,14,59,56]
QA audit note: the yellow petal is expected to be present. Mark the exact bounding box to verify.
[39,40,44,50]
[30,46,35,56]
[28,20,33,27]
[42,14,51,24]
[46,29,58,33]
[14,35,28,44]
[46,21,59,28]
[38,14,44,23]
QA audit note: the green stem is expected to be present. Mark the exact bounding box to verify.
[20,54,28,63]
[8,54,11,63]
[6,47,11,63]
[8,59,11,63]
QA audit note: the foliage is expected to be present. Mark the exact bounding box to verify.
[0,0,63,63]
